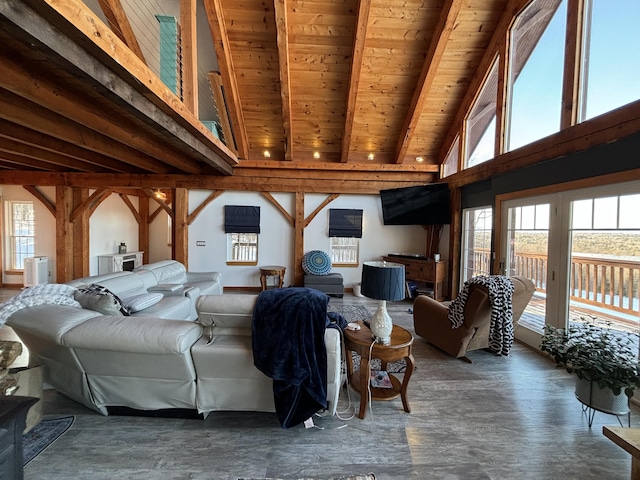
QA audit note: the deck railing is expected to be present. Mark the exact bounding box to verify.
[470,251,640,318]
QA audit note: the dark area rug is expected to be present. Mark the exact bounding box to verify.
[23,415,74,466]
[326,304,371,323]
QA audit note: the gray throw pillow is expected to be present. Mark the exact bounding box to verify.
[74,290,123,316]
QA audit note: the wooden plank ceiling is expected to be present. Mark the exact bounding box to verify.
[0,0,510,185]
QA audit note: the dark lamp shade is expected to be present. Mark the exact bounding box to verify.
[361,261,405,302]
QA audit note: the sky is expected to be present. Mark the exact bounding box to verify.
[469,0,640,162]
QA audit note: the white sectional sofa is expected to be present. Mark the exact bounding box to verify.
[4,269,341,422]
[66,259,223,321]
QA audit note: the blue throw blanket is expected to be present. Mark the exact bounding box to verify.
[252,287,330,428]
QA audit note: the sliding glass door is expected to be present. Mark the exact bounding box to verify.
[499,181,640,350]
[500,196,558,349]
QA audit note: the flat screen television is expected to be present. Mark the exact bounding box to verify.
[380,184,450,225]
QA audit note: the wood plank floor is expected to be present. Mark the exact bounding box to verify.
[2,291,639,479]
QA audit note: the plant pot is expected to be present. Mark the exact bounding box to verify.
[574,377,630,415]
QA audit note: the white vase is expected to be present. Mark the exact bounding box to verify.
[574,377,630,415]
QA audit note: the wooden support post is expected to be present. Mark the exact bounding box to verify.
[294,190,304,286]
[72,188,90,279]
[55,186,74,283]
[138,193,150,265]
[173,188,188,267]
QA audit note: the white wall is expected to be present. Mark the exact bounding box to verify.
[1,187,446,287]
[89,193,139,275]
[0,185,57,284]
[187,190,428,289]
[304,194,426,289]
[148,203,172,263]
[188,190,296,288]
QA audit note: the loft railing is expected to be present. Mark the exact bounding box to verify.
[469,250,640,319]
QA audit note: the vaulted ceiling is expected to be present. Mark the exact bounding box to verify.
[0,0,516,191]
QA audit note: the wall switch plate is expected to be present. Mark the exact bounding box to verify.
[196,241,206,246]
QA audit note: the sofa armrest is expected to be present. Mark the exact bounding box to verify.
[185,271,221,283]
[61,315,202,354]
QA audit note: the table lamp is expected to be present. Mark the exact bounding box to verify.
[360,261,405,345]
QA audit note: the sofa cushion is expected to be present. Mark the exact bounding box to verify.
[75,285,130,316]
[122,293,164,313]
[135,260,187,284]
[196,294,257,335]
[130,295,192,320]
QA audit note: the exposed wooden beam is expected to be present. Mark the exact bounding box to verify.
[119,193,141,224]
[0,171,438,194]
[180,0,198,116]
[394,0,464,164]
[1,0,236,173]
[204,0,250,160]
[142,189,174,219]
[261,191,294,226]
[304,194,339,228]
[561,0,586,129]
[0,136,96,172]
[341,0,372,163]
[207,72,236,154]
[55,186,74,282]
[187,190,223,225]
[138,193,149,264]
[71,188,112,222]
[0,55,203,174]
[173,188,189,266]
[0,149,68,172]
[0,91,173,174]
[72,187,90,279]
[0,120,134,173]
[23,185,56,217]
[294,190,304,286]
[273,0,293,161]
[96,0,146,63]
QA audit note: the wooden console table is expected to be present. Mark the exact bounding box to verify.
[383,255,447,301]
[604,426,640,480]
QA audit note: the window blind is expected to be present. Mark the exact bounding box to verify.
[224,205,260,233]
[329,209,362,238]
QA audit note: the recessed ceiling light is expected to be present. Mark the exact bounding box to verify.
[416,156,424,163]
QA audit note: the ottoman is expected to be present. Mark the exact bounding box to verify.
[304,273,344,297]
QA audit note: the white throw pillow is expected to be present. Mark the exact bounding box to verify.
[122,293,164,313]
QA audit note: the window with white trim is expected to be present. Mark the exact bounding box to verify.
[461,207,493,282]
[225,205,260,264]
[328,209,362,266]
[7,201,34,270]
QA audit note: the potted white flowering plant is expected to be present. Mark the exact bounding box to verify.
[540,317,640,420]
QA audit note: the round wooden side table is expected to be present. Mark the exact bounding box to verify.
[259,265,286,290]
[344,322,415,419]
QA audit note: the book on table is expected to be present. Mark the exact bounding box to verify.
[370,370,392,388]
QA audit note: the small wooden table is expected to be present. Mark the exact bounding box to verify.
[259,265,286,290]
[344,322,415,419]
[604,426,640,480]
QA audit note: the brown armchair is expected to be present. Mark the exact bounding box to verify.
[413,276,535,362]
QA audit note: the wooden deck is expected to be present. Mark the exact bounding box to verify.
[519,293,640,334]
